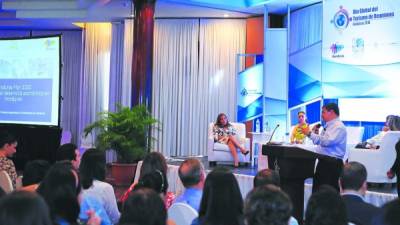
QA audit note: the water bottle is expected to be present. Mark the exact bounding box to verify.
[264,121,270,133]
[255,119,260,132]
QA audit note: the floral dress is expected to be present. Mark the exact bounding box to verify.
[290,123,308,144]
[213,124,236,144]
[0,157,17,189]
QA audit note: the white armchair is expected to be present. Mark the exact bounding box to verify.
[348,131,400,183]
[207,122,250,166]
[344,126,365,162]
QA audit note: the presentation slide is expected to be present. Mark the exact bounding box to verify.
[0,36,61,126]
[322,0,400,98]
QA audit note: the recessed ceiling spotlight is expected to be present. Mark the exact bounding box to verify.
[224,13,229,17]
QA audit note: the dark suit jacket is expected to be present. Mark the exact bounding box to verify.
[342,194,382,225]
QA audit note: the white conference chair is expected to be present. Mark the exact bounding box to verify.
[343,126,365,162]
[168,202,198,225]
[348,131,400,183]
[0,171,13,193]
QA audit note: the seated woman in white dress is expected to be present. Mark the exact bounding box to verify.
[213,113,249,167]
[367,115,400,149]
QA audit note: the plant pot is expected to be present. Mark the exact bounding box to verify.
[110,163,137,186]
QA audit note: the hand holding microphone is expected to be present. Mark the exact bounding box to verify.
[312,123,321,135]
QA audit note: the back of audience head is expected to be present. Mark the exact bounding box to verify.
[253,169,280,188]
[22,160,51,187]
[382,199,400,225]
[79,148,106,189]
[0,191,52,225]
[244,185,292,225]
[198,167,243,225]
[135,170,165,194]
[56,143,80,169]
[120,188,166,225]
[37,161,81,224]
[140,152,168,194]
[178,158,205,188]
[339,161,367,194]
[305,185,347,225]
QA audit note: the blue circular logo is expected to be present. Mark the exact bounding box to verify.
[333,7,350,30]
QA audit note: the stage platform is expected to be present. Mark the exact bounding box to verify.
[164,156,398,208]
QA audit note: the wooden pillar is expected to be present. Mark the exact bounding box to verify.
[131,0,156,108]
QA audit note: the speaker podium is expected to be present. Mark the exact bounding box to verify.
[262,144,332,224]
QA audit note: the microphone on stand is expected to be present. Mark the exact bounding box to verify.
[266,124,280,145]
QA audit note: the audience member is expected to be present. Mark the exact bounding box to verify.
[80,148,120,224]
[301,103,346,192]
[56,143,81,170]
[20,159,50,192]
[0,191,52,225]
[119,188,167,225]
[387,140,400,197]
[253,168,280,188]
[339,161,381,225]
[0,130,18,189]
[174,158,205,212]
[213,113,249,167]
[253,169,297,225]
[305,185,347,225]
[120,152,175,208]
[380,199,400,225]
[191,167,244,225]
[244,185,292,225]
[290,111,308,144]
[37,162,103,225]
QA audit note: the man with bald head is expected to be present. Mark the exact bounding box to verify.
[174,158,205,212]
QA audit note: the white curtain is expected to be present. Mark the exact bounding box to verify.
[152,19,200,156]
[78,23,112,140]
[109,22,124,112]
[152,19,246,156]
[109,19,133,110]
[198,19,246,140]
[121,19,134,107]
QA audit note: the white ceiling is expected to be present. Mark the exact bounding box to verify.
[0,0,321,29]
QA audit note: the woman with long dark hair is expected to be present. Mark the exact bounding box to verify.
[213,113,249,167]
[192,167,244,225]
[37,161,103,225]
[80,149,120,224]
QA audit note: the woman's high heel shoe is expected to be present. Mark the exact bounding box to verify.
[242,150,249,156]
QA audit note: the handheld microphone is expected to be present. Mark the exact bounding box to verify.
[266,124,280,144]
[313,123,322,134]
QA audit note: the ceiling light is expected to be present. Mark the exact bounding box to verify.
[224,13,229,17]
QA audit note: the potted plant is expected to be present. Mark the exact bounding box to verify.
[84,104,158,185]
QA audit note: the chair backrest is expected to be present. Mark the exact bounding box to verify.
[0,170,13,193]
[346,126,365,145]
[208,122,246,138]
[168,202,198,225]
[380,131,400,159]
